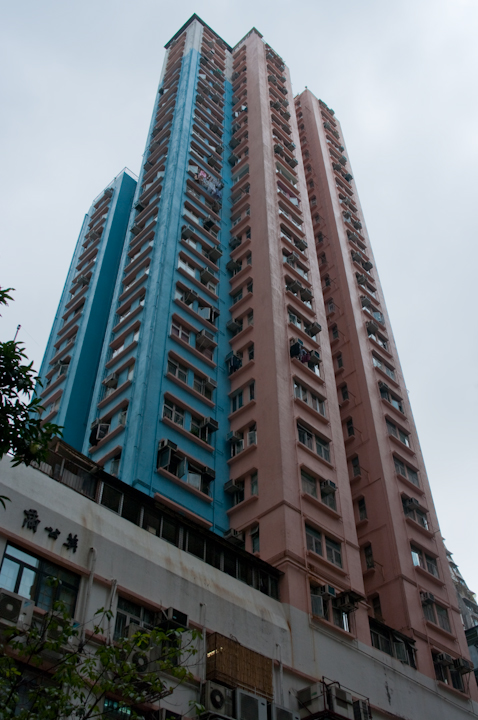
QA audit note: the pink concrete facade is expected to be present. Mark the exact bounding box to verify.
[226,32,370,643]
[295,88,476,695]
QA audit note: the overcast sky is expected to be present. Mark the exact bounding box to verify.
[1,1,477,592]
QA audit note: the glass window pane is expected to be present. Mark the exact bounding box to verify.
[187,531,205,560]
[162,516,179,545]
[0,557,21,593]
[5,545,40,568]
[17,567,37,601]
[101,484,123,513]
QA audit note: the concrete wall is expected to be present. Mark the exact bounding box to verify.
[1,459,477,719]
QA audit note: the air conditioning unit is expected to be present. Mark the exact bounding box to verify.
[405,498,420,509]
[287,280,302,293]
[227,431,243,444]
[363,261,373,272]
[102,372,118,388]
[162,607,189,629]
[295,238,308,251]
[208,246,222,262]
[224,528,245,545]
[320,480,336,495]
[229,236,242,249]
[352,699,371,720]
[328,686,353,719]
[0,590,34,629]
[296,684,326,715]
[77,274,90,287]
[196,329,216,349]
[182,289,198,305]
[181,224,194,239]
[454,657,474,673]
[130,223,141,236]
[356,274,366,285]
[235,689,267,720]
[334,593,359,613]
[269,704,300,720]
[104,187,114,198]
[227,319,243,334]
[308,351,321,366]
[420,592,435,605]
[96,423,110,441]
[43,611,71,643]
[202,417,219,432]
[361,296,372,309]
[200,268,216,284]
[205,377,217,391]
[203,681,234,717]
[306,322,321,337]
[318,584,336,599]
[436,653,454,666]
[224,479,242,494]
[158,438,178,451]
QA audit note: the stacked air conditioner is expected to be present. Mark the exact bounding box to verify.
[0,589,34,630]
[297,683,354,720]
[202,683,299,720]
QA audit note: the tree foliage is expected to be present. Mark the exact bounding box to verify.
[0,288,62,468]
[0,598,200,719]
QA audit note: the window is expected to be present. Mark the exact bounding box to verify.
[332,324,339,340]
[118,408,128,426]
[171,320,190,343]
[367,327,388,351]
[310,586,351,632]
[249,382,255,401]
[364,544,374,569]
[306,527,342,568]
[294,381,326,416]
[325,536,342,567]
[422,598,451,632]
[301,470,317,498]
[110,455,121,477]
[114,596,156,640]
[231,391,243,413]
[251,525,260,553]
[232,479,245,505]
[380,385,404,413]
[336,353,343,369]
[247,311,254,326]
[305,525,322,555]
[370,618,416,667]
[372,354,395,381]
[351,456,361,477]
[394,457,419,486]
[0,544,80,617]
[298,424,313,450]
[178,257,196,277]
[250,471,258,496]
[193,374,213,401]
[411,545,439,577]
[315,435,330,462]
[402,497,428,529]
[386,420,410,447]
[168,359,188,383]
[248,343,254,361]
[346,418,354,437]
[157,444,214,495]
[432,653,465,691]
[358,497,367,521]
[163,399,185,427]
[341,384,349,401]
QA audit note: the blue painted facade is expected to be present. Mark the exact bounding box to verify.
[76,20,238,535]
[38,170,137,448]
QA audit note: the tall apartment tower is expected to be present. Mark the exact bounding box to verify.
[37,15,475,695]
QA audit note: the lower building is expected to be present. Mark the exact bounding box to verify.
[1,446,477,719]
